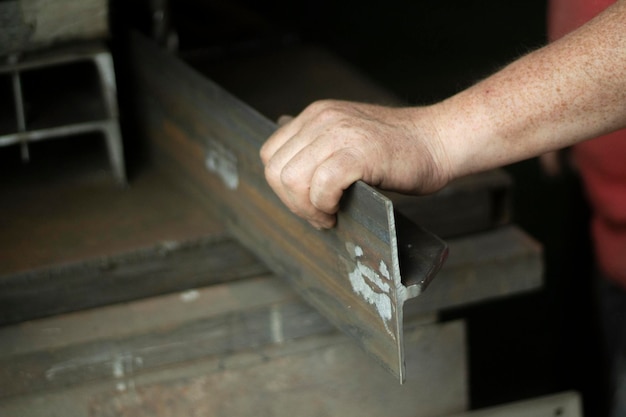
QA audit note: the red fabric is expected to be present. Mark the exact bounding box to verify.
[548,0,626,286]
[547,0,615,40]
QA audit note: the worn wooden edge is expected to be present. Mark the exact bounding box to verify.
[0,274,437,401]
[446,391,582,417]
[0,235,267,326]
[0,319,465,417]
[0,277,288,356]
[0,296,333,399]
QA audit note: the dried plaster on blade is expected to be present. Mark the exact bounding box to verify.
[345,242,396,339]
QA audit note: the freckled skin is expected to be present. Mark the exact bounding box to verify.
[261,1,626,229]
[439,1,626,179]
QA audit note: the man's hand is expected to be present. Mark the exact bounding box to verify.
[260,100,452,229]
[261,2,626,229]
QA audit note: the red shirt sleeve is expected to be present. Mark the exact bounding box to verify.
[548,0,626,285]
[547,0,616,41]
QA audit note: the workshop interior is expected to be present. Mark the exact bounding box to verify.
[0,0,601,416]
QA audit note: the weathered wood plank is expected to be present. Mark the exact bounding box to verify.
[0,223,540,400]
[0,278,326,398]
[89,321,467,417]
[0,276,435,401]
[0,277,292,357]
[0,316,465,417]
[0,224,539,330]
[0,300,334,398]
[0,168,260,326]
[0,167,221,276]
[0,237,265,326]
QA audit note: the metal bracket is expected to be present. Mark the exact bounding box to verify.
[130,32,447,382]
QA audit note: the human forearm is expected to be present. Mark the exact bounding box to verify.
[433,0,626,180]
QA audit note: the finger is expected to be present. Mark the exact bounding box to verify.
[277,114,294,127]
[278,147,365,230]
[261,101,335,165]
[260,124,292,166]
[260,114,307,166]
[263,116,336,191]
[266,131,351,229]
[264,158,336,229]
[260,115,295,166]
[309,148,366,215]
[275,125,344,193]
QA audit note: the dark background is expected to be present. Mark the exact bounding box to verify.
[114,0,602,414]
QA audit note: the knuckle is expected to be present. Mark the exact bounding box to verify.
[307,99,333,113]
[279,163,304,190]
[317,107,342,124]
[307,100,343,123]
[259,144,271,164]
[264,160,282,186]
[313,164,336,190]
[310,167,338,212]
[310,189,338,215]
[311,149,364,212]
[310,191,329,213]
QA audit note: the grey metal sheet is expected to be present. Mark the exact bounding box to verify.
[130,32,447,382]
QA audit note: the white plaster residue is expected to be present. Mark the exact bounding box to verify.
[180,289,200,303]
[346,244,395,339]
[379,260,390,280]
[112,353,139,393]
[205,139,239,190]
[112,356,125,379]
[270,305,284,344]
[160,240,180,252]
